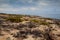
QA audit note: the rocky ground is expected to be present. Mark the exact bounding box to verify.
[0,13,60,40]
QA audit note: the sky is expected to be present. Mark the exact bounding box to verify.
[0,0,60,16]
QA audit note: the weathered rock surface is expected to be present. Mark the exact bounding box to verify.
[0,13,60,40]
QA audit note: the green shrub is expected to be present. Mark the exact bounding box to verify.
[40,21,49,25]
[30,19,40,23]
[6,16,23,23]
[30,19,49,25]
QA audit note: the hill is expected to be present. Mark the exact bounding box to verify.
[0,13,60,40]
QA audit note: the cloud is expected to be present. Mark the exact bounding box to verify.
[0,0,60,14]
[39,2,48,6]
[29,7,38,11]
[0,4,12,8]
[0,0,58,7]
[0,3,39,14]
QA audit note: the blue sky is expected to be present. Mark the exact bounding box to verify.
[0,0,60,15]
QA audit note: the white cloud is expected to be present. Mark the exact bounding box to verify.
[29,7,38,11]
[16,0,33,4]
[0,3,39,12]
[38,2,48,6]
[0,4,12,8]
[28,0,33,3]
[0,4,18,12]
[20,7,39,11]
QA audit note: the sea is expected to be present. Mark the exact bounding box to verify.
[21,13,60,19]
[38,14,60,19]
[6,13,60,19]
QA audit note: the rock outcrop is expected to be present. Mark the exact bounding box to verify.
[0,13,60,40]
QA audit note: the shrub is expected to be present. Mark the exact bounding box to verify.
[30,19,40,23]
[6,16,23,23]
[40,21,49,25]
[30,19,49,25]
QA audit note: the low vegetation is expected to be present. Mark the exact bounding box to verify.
[40,21,49,25]
[6,16,23,23]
